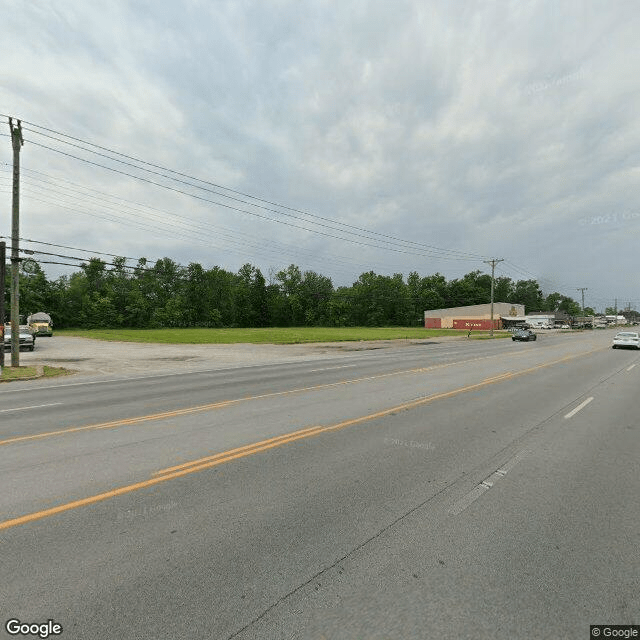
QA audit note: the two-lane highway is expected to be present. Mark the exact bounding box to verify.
[1,331,638,639]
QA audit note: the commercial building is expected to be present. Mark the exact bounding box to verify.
[524,314,555,329]
[525,311,571,328]
[424,303,525,330]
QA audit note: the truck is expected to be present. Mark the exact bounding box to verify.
[27,312,53,337]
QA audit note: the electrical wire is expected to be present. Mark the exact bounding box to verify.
[16,118,488,260]
[0,170,435,277]
[0,167,397,270]
[18,141,480,262]
[0,185,376,280]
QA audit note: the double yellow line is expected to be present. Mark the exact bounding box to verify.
[0,399,240,447]
[0,346,605,531]
[0,350,517,448]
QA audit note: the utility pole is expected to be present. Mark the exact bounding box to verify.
[0,241,5,376]
[614,298,617,325]
[9,117,23,367]
[576,288,587,315]
[576,287,588,328]
[483,258,504,337]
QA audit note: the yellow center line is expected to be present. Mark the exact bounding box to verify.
[153,425,324,476]
[0,399,241,446]
[482,372,513,383]
[0,347,536,448]
[0,345,607,532]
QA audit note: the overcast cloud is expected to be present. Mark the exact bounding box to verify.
[1,0,639,310]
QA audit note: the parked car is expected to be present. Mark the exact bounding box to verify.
[612,331,640,349]
[3,325,35,351]
[512,329,537,342]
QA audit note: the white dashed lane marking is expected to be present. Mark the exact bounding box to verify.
[564,397,594,419]
[448,450,528,517]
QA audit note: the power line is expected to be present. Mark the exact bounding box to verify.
[0,185,374,279]
[1,235,159,264]
[28,260,90,268]
[20,140,481,262]
[1,171,471,280]
[0,167,402,273]
[16,117,487,260]
[20,248,147,270]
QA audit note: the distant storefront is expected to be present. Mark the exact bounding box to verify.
[424,303,525,330]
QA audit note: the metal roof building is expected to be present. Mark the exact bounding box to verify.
[424,303,525,329]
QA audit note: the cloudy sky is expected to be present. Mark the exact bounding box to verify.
[1,0,639,311]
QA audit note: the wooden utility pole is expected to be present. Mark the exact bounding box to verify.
[576,288,588,315]
[483,258,504,337]
[9,117,23,367]
[0,241,5,375]
[576,287,588,329]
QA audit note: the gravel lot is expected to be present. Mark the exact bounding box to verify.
[11,335,447,378]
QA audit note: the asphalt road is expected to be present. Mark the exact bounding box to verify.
[1,331,638,639]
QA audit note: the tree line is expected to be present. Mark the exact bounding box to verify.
[3,257,590,329]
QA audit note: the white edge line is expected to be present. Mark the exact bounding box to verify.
[0,402,63,414]
[627,364,637,371]
[0,360,333,394]
[309,365,359,372]
[564,396,594,419]
[0,349,446,394]
[0,338,591,394]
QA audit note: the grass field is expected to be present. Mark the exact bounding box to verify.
[0,365,71,382]
[57,327,511,345]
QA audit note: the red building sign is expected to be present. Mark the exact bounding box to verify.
[452,319,501,330]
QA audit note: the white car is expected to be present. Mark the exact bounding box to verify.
[612,331,640,349]
[3,325,35,351]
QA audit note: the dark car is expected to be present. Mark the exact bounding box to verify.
[512,329,537,342]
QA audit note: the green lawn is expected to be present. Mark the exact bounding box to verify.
[56,327,510,345]
[0,365,71,382]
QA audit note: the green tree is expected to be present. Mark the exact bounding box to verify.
[347,271,411,326]
[493,276,514,303]
[299,270,334,326]
[19,259,51,319]
[544,292,564,312]
[445,270,492,308]
[145,258,185,327]
[236,264,268,327]
[558,297,581,316]
[509,279,544,313]
[274,264,304,326]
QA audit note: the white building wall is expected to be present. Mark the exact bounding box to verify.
[525,314,554,327]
